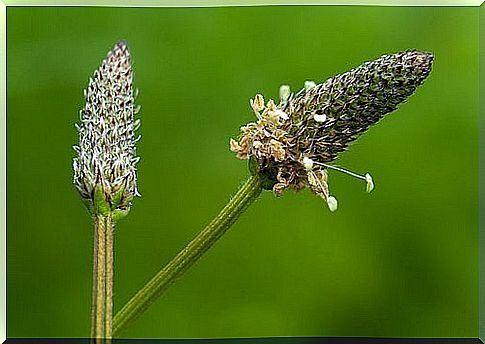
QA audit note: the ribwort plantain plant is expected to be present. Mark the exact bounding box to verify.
[73,44,432,337]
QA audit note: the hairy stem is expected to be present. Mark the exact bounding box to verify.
[90,218,99,338]
[91,213,115,339]
[93,215,107,338]
[105,214,114,338]
[112,174,262,336]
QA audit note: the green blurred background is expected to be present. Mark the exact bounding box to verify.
[7,5,478,339]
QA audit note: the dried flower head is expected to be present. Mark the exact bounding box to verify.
[231,51,433,210]
[73,41,140,217]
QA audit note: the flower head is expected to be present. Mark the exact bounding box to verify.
[73,41,140,217]
[231,51,433,210]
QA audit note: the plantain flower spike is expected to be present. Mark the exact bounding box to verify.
[73,41,140,219]
[230,51,433,210]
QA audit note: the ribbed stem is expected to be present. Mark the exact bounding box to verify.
[93,215,106,338]
[112,175,263,336]
[105,214,114,338]
[91,213,114,339]
[90,219,99,338]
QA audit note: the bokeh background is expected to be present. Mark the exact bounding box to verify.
[7,5,478,339]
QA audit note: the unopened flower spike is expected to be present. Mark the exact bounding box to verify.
[230,50,433,211]
[73,41,140,220]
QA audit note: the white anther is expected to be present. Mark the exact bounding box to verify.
[327,196,338,212]
[302,157,314,170]
[279,85,291,103]
[365,173,374,193]
[304,80,316,90]
[314,113,326,122]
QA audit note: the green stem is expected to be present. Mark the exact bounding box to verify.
[91,213,115,339]
[90,217,99,338]
[93,215,106,338]
[112,174,263,336]
[105,214,114,339]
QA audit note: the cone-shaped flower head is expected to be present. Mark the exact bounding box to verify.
[73,41,140,217]
[231,51,433,210]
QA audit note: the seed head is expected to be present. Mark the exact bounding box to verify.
[73,41,140,217]
[231,51,433,209]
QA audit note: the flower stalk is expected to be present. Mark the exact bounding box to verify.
[105,213,114,338]
[112,174,262,335]
[92,214,108,338]
[92,215,105,338]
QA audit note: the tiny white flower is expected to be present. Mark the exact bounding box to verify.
[327,196,338,212]
[302,156,314,170]
[314,113,326,122]
[365,173,374,193]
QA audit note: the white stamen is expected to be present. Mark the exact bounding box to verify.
[314,161,365,180]
[313,161,375,194]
